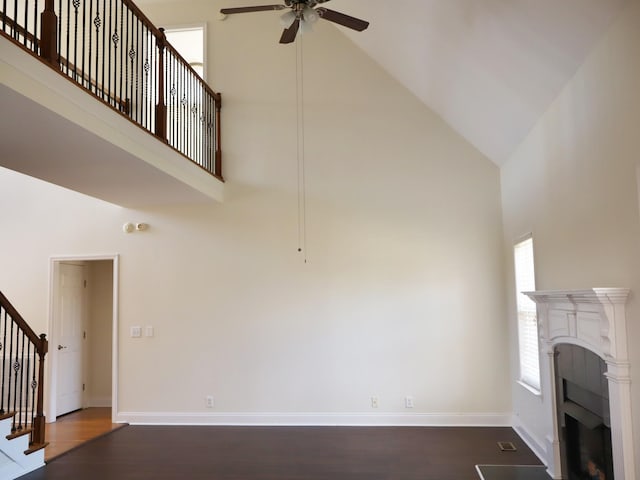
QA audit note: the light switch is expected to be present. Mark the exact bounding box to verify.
[131,326,142,338]
[145,326,154,337]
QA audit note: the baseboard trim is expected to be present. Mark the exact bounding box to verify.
[116,411,512,427]
[512,415,547,466]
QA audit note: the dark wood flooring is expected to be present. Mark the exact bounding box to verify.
[21,425,544,480]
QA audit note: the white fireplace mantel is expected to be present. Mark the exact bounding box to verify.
[525,288,635,480]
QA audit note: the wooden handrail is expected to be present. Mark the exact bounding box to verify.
[0,291,46,352]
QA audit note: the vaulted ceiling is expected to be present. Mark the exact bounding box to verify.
[140,0,629,166]
[333,0,629,165]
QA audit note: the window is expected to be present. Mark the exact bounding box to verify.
[514,236,540,392]
[164,25,205,79]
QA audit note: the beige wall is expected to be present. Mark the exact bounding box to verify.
[501,1,640,476]
[87,260,113,407]
[0,0,508,423]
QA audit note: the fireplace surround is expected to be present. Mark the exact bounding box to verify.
[525,289,635,480]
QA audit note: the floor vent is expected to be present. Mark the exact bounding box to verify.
[497,441,517,451]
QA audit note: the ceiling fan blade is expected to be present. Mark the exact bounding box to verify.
[220,5,286,15]
[316,8,369,31]
[280,18,300,44]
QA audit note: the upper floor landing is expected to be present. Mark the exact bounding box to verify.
[0,0,223,207]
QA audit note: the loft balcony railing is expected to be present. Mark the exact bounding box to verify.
[1,0,222,180]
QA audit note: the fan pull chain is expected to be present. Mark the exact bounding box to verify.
[296,35,308,263]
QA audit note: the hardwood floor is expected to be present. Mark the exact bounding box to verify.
[23,425,545,479]
[44,407,125,461]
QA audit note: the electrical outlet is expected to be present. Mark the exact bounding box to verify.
[370,396,379,408]
[405,396,414,408]
[206,396,214,408]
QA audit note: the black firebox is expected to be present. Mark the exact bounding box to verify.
[555,344,614,480]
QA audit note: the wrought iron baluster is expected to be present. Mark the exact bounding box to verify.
[185,63,190,158]
[82,0,87,88]
[30,344,38,443]
[134,17,139,122]
[108,0,113,107]
[184,63,188,155]
[61,0,67,70]
[169,56,175,146]
[12,0,17,39]
[0,308,6,415]
[8,318,14,429]
[185,63,189,159]
[18,332,25,430]
[124,5,129,112]
[93,0,101,95]
[215,95,221,177]
[142,26,149,129]
[118,2,123,111]
[11,322,19,431]
[33,0,39,53]
[181,62,186,153]
[87,0,93,92]
[174,57,179,150]
[101,0,106,100]
[205,94,210,171]
[72,0,78,81]
[25,341,32,442]
[127,9,135,118]
[190,72,195,162]
[23,0,28,47]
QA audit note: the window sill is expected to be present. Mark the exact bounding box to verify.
[517,380,542,397]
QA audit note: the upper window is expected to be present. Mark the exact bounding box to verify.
[164,25,205,79]
[514,236,540,392]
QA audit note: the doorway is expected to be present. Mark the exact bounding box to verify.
[48,255,119,422]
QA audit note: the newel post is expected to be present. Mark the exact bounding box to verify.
[215,97,222,179]
[39,0,58,66]
[33,333,48,445]
[155,28,167,141]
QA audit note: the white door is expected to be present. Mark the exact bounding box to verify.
[55,263,85,416]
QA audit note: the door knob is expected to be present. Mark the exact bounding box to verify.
[58,345,67,350]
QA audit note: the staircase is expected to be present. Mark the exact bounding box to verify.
[0,412,45,479]
[0,291,48,480]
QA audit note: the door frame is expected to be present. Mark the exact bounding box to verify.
[47,254,119,423]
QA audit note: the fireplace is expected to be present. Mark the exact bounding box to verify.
[555,344,613,480]
[525,289,635,480]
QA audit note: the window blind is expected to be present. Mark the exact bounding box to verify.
[514,237,540,391]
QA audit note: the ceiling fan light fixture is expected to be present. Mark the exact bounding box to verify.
[299,17,314,34]
[279,9,297,28]
[302,6,319,23]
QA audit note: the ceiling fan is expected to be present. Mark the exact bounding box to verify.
[220,0,369,44]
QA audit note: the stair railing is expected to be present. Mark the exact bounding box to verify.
[0,291,48,447]
[1,0,222,180]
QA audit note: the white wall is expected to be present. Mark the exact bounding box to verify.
[0,0,508,424]
[501,1,640,476]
